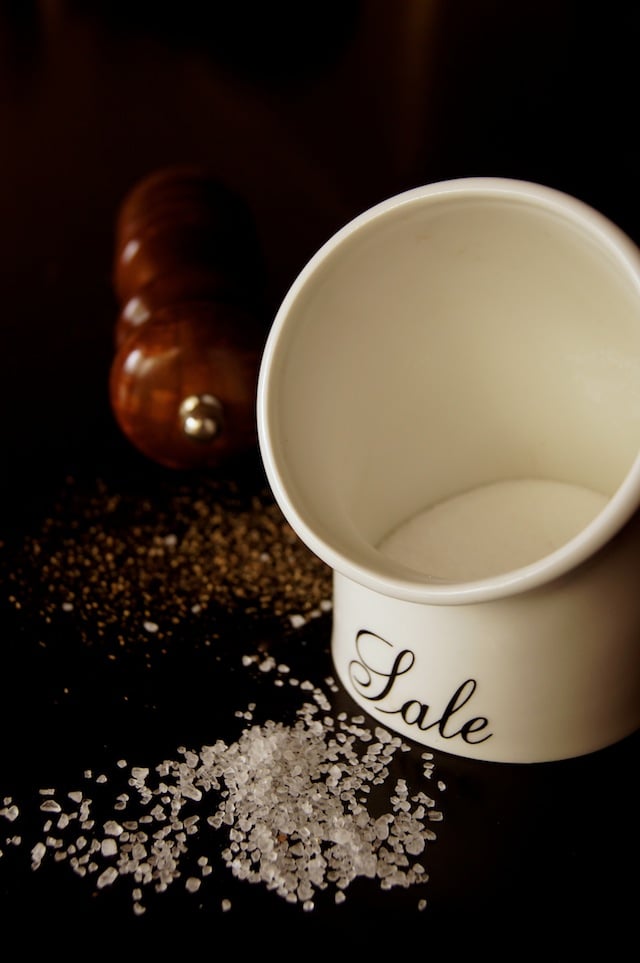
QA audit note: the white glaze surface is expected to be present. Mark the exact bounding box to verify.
[378,479,608,581]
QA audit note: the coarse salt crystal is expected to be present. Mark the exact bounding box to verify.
[1,804,19,822]
[101,838,118,858]
[97,866,119,888]
[104,820,124,836]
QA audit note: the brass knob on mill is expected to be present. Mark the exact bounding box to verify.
[109,164,266,470]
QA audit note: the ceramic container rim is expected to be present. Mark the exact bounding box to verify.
[257,177,640,605]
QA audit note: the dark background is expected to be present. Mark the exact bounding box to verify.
[0,1,638,956]
[1,0,638,476]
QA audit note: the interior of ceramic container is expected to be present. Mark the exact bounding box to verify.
[261,189,640,586]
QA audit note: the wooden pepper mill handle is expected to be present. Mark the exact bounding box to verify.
[109,165,266,470]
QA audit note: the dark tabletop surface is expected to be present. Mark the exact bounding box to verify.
[1,2,639,956]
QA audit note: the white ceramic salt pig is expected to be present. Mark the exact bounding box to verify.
[257,177,640,764]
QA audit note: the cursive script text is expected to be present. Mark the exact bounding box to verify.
[349,629,492,745]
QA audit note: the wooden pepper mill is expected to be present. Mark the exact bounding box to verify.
[109,164,267,470]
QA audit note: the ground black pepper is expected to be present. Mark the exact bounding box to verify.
[5,472,333,654]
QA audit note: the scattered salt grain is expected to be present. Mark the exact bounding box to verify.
[0,804,19,822]
[12,660,442,916]
[2,475,443,917]
[31,841,46,868]
[97,866,118,888]
[101,838,118,857]
[103,820,124,836]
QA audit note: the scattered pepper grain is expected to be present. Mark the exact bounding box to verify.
[5,473,333,655]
